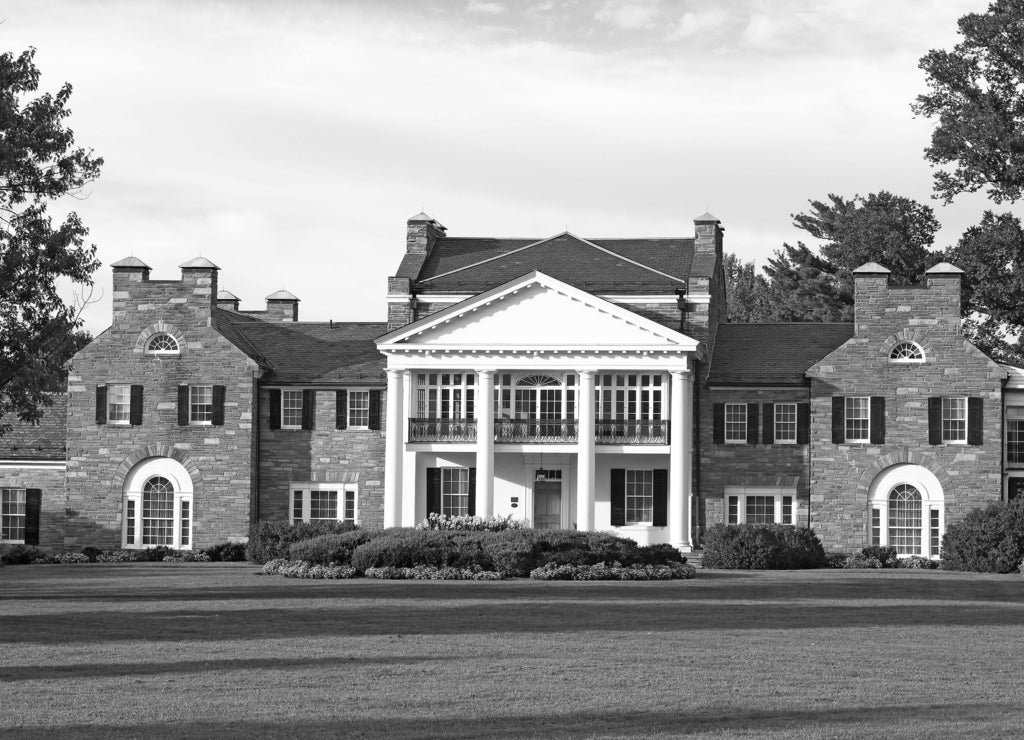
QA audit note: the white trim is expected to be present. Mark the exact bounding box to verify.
[122,457,194,550]
[868,464,944,558]
[0,461,66,470]
[724,485,797,525]
[290,482,359,524]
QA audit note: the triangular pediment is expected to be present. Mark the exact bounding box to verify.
[378,271,699,352]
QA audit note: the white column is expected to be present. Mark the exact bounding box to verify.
[577,369,596,531]
[383,368,405,528]
[401,371,417,526]
[476,369,495,518]
[669,369,693,551]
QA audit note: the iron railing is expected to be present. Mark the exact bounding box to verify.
[494,419,578,443]
[594,419,668,445]
[408,418,477,442]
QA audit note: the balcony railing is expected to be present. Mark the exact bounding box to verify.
[495,419,578,443]
[595,419,668,445]
[409,418,477,443]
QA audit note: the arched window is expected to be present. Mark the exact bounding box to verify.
[890,341,924,362]
[123,459,193,550]
[887,484,922,553]
[142,477,175,546]
[146,333,180,354]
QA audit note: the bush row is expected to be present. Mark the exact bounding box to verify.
[246,520,358,563]
[701,524,827,569]
[416,513,526,531]
[529,561,697,580]
[0,541,248,566]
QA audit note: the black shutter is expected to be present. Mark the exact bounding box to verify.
[832,396,845,443]
[652,469,668,527]
[368,389,382,431]
[467,468,477,516]
[212,385,226,426]
[610,468,626,526]
[269,389,281,429]
[746,403,759,445]
[95,385,107,425]
[301,390,315,430]
[968,397,983,445]
[762,403,775,444]
[177,385,190,426]
[336,390,348,430]
[24,489,42,546]
[870,396,885,444]
[426,468,442,516]
[797,403,810,444]
[928,397,942,445]
[712,403,725,444]
[129,385,144,426]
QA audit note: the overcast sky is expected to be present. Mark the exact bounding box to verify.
[4,0,1000,334]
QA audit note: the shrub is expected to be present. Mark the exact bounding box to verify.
[289,530,380,565]
[350,529,462,572]
[262,558,358,579]
[843,554,883,569]
[416,513,526,532]
[898,555,940,570]
[941,497,1024,573]
[96,547,175,562]
[529,561,696,581]
[163,551,211,562]
[203,542,248,562]
[860,545,900,568]
[701,524,826,569]
[632,543,686,566]
[364,565,504,580]
[0,544,46,565]
[81,547,103,562]
[530,530,640,568]
[246,520,358,564]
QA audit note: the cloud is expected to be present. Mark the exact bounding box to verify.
[594,1,660,31]
[467,0,506,15]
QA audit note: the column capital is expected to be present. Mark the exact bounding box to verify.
[386,367,406,380]
[670,369,691,379]
[577,369,596,379]
[476,368,495,378]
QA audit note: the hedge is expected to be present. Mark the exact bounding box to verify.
[701,524,826,569]
[941,496,1024,573]
[246,520,359,564]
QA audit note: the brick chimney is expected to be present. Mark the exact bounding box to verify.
[266,290,299,322]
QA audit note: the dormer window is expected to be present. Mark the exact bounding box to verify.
[146,333,180,355]
[890,341,924,363]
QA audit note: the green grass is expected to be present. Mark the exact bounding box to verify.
[2,565,1024,739]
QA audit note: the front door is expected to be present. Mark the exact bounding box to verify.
[534,480,562,530]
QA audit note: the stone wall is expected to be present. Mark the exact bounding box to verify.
[0,465,66,550]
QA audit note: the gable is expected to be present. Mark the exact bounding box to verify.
[381,272,698,351]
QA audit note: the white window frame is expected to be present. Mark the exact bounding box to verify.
[281,390,303,430]
[290,483,358,524]
[417,372,476,420]
[1006,406,1024,466]
[145,333,180,355]
[348,390,370,429]
[844,396,870,443]
[441,467,471,517]
[594,373,663,423]
[624,469,654,525]
[108,383,132,426]
[123,483,194,550]
[724,403,747,444]
[868,465,944,558]
[190,385,213,426]
[774,402,797,444]
[889,341,925,363]
[1,487,26,544]
[725,487,796,525]
[941,397,967,444]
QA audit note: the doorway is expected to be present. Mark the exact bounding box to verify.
[533,469,563,530]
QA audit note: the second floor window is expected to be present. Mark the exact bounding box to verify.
[942,397,967,442]
[1008,407,1024,465]
[845,397,870,442]
[190,386,213,424]
[417,373,475,419]
[108,384,132,425]
[725,403,747,443]
[774,403,797,443]
[282,390,303,429]
[348,391,369,428]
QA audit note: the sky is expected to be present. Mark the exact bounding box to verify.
[3,0,1004,335]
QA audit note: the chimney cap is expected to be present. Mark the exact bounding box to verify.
[217,289,239,300]
[266,289,299,301]
[408,211,434,222]
[852,262,891,274]
[111,256,151,269]
[694,211,720,223]
[179,256,220,270]
[925,261,964,275]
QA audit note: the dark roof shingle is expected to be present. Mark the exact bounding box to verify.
[708,323,854,385]
[0,394,66,461]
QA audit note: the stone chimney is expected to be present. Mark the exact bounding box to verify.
[216,289,240,311]
[266,290,299,322]
[684,212,726,354]
[406,211,447,255]
[179,257,219,314]
[853,261,963,337]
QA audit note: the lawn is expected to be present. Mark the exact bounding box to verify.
[2,565,1023,739]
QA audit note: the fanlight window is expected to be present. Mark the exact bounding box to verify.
[146,333,180,354]
[890,342,924,362]
[516,375,560,387]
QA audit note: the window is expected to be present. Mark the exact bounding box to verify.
[625,470,654,524]
[1,488,25,542]
[108,384,132,425]
[868,466,944,558]
[417,373,476,419]
[890,341,924,362]
[123,475,193,549]
[145,333,179,354]
[348,391,369,428]
[1007,407,1024,465]
[844,397,870,442]
[282,390,303,429]
[887,484,922,553]
[725,403,747,443]
[774,403,797,443]
[941,397,967,443]
[291,485,358,524]
[725,488,795,525]
[190,385,213,424]
[442,468,471,517]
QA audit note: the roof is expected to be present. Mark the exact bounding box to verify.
[213,309,386,385]
[110,256,150,269]
[0,395,66,461]
[179,257,219,269]
[408,233,695,294]
[708,323,855,385]
[266,289,299,301]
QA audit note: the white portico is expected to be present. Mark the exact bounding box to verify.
[376,271,701,551]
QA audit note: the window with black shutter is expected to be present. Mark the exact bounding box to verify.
[212,385,226,426]
[652,469,668,527]
[762,403,775,445]
[177,385,189,427]
[610,468,626,526]
[746,403,759,445]
[129,385,144,426]
[269,389,281,429]
[95,385,107,425]
[869,396,885,444]
[426,467,442,516]
[928,397,943,445]
[24,489,42,546]
[712,403,725,444]
[336,390,348,430]
[368,389,382,431]
[301,389,315,430]
[831,396,845,443]
[968,397,983,445]
[796,403,810,445]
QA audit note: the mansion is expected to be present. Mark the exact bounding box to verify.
[3,212,1023,557]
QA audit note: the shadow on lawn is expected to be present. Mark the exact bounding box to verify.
[4,702,1015,739]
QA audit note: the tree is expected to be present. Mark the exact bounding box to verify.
[0,48,102,435]
[913,1,1024,204]
[723,253,777,322]
[945,210,1024,364]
